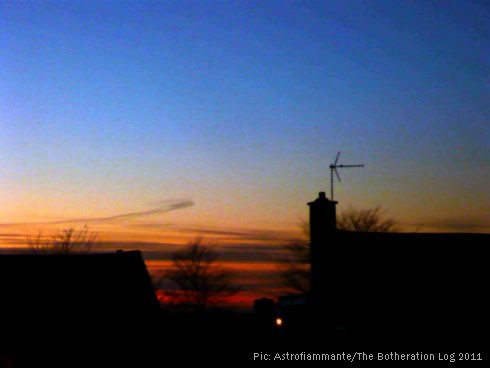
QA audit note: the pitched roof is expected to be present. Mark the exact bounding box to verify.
[0,251,159,346]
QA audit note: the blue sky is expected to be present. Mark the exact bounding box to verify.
[1,0,489,238]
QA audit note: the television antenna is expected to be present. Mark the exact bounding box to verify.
[329,152,365,201]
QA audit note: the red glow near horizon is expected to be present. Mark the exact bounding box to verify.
[154,289,258,309]
[147,258,287,310]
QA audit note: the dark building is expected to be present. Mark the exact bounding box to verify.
[306,191,490,349]
[0,250,160,366]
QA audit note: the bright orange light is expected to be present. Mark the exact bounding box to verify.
[275,317,283,327]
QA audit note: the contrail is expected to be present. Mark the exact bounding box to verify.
[0,199,195,226]
[100,200,195,221]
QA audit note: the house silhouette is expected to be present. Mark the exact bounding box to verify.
[265,192,490,352]
[310,192,489,347]
[0,250,160,366]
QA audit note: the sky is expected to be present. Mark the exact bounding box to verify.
[1,0,489,306]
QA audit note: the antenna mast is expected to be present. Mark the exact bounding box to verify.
[329,151,365,201]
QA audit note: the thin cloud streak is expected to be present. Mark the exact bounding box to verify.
[0,199,194,226]
[133,223,294,243]
[99,200,194,221]
[409,216,490,233]
[88,241,286,263]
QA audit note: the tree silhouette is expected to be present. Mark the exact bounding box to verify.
[337,206,397,232]
[28,225,98,255]
[158,238,239,312]
[279,221,310,294]
[280,207,397,293]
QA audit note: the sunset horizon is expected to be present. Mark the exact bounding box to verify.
[1,190,488,309]
[2,0,489,313]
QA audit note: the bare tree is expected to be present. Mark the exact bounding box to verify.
[280,207,397,293]
[158,238,239,312]
[279,221,310,294]
[337,206,397,232]
[28,225,98,255]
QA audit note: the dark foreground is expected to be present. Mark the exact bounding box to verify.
[2,309,488,367]
[1,242,488,367]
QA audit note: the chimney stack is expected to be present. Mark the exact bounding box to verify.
[308,192,337,296]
